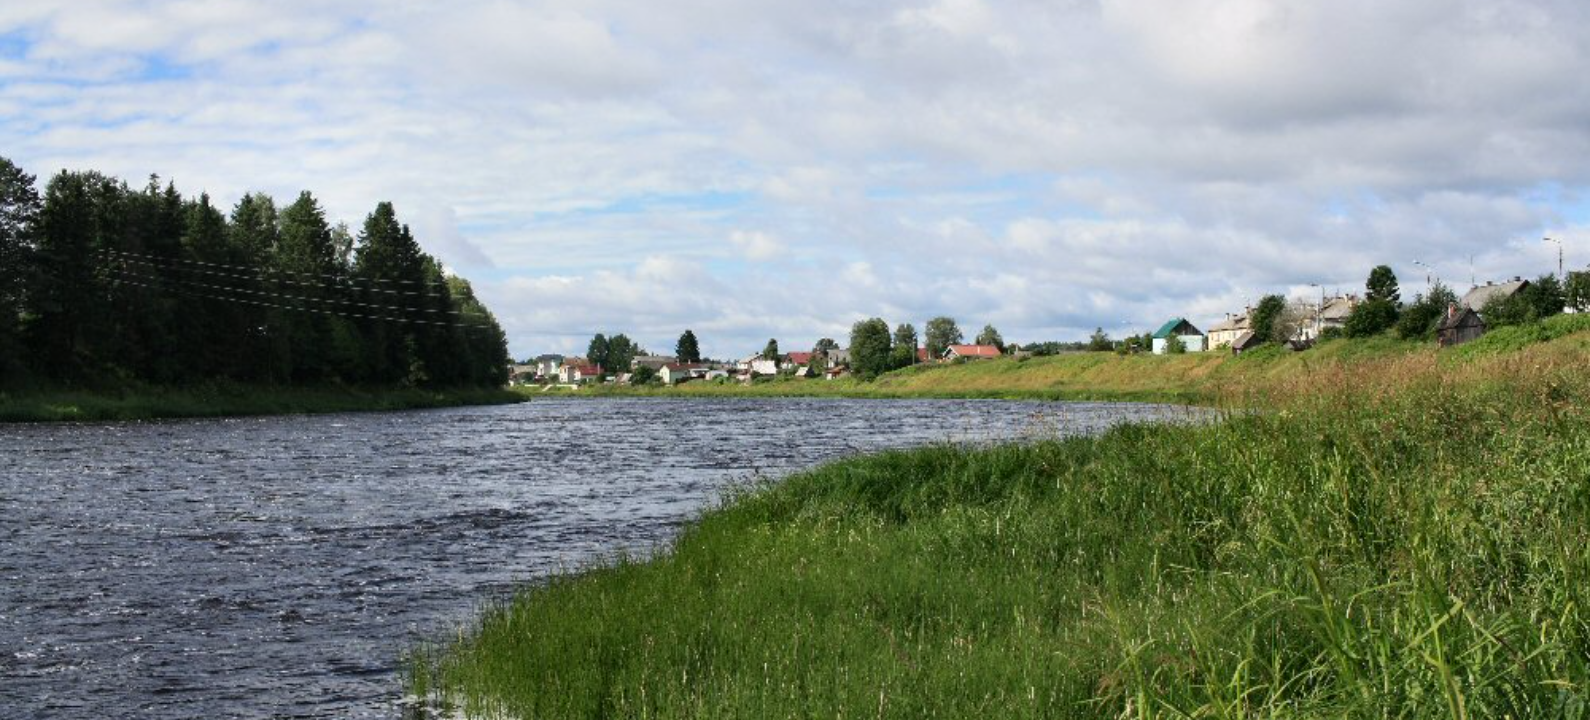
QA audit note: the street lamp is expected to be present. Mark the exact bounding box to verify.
[1306,282,1324,339]
[1544,237,1564,279]
[1412,259,1435,287]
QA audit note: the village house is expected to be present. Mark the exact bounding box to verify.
[658,363,708,384]
[507,363,537,385]
[781,351,814,371]
[1229,331,1264,354]
[1206,311,1251,350]
[1314,296,1357,338]
[1151,318,1206,354]
[630,355,677,371]
[943,344,1002,361]
[1462,278,1530,312]
[1437,305,1486,347]
[558,359,601,384]
[534,354,564,379]
[825,348,851,368]
[736,354,779,375]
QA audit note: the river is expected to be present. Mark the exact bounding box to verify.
[0,397,1189,718]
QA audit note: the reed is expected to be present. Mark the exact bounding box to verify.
[415,324,1590,719]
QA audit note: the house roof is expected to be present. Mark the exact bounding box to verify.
[946,344,1002,358]
[1462,280,1530,310]
[1231,330,1263,350]
[661,363,707,372]
[1320,297,1357,321]
[1206,314,1249,333]
[573,364,601,375]
[1153,318,1202,338]
[785,351,814,365]
[1437,307,1484,331]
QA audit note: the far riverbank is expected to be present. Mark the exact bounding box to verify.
[553,313,1590,406]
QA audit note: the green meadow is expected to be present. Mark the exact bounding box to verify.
[414,317,1590,718]
[569,319,1589,404]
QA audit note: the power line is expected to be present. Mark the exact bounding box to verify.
[105,270,502,331]
[101,249,447,299]
[104,260,489,320]
[98,247,452,292]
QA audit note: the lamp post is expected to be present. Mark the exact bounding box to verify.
[1544,237,1563,279]
[1306,282,1324,339]
[1412,259,1434,288]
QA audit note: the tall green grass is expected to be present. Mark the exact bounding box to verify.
[415,333,1590,719]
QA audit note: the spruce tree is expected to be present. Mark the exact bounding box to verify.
[675,329,701,363]
[0,158,39,384]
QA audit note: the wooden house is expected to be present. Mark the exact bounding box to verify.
[1437,305,1485,347]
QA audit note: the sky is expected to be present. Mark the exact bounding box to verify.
[4,0,1590,360]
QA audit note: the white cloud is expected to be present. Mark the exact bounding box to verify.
[728,230,783,261]
[3,0,1589,358]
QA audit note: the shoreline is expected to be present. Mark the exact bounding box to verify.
[0,384,525,423]
[414,323,1590,717]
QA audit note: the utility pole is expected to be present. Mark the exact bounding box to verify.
[1307,282,1324,339]
[1413,259,1435,288]
[1544,237,1564,279]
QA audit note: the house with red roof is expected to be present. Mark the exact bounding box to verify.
[943,344,1003,361]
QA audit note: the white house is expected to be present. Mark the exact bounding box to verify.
[559,361,602,384]
[1206,312,1250,350]
[736,355,779,375]
[534,355,564,379]
[659,363,709,384]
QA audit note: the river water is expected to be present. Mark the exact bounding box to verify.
[1,397,1188,719]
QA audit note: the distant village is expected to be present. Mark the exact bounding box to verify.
[510,263,1589,388]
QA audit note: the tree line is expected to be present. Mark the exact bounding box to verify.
[0,156,509,389]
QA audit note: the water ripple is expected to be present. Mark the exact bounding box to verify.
[0,397,1192,718]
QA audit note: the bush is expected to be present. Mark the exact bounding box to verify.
[1344,298,1398,337]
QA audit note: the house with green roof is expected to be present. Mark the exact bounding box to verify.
[1151,318,1206,354]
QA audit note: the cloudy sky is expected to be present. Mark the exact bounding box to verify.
[4,1,1590,359]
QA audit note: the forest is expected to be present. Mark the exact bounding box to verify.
[0,156,509,390]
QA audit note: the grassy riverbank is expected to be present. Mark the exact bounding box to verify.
[0,383,523,422]
[574,334,1439,404]
[415,319,1590,718]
